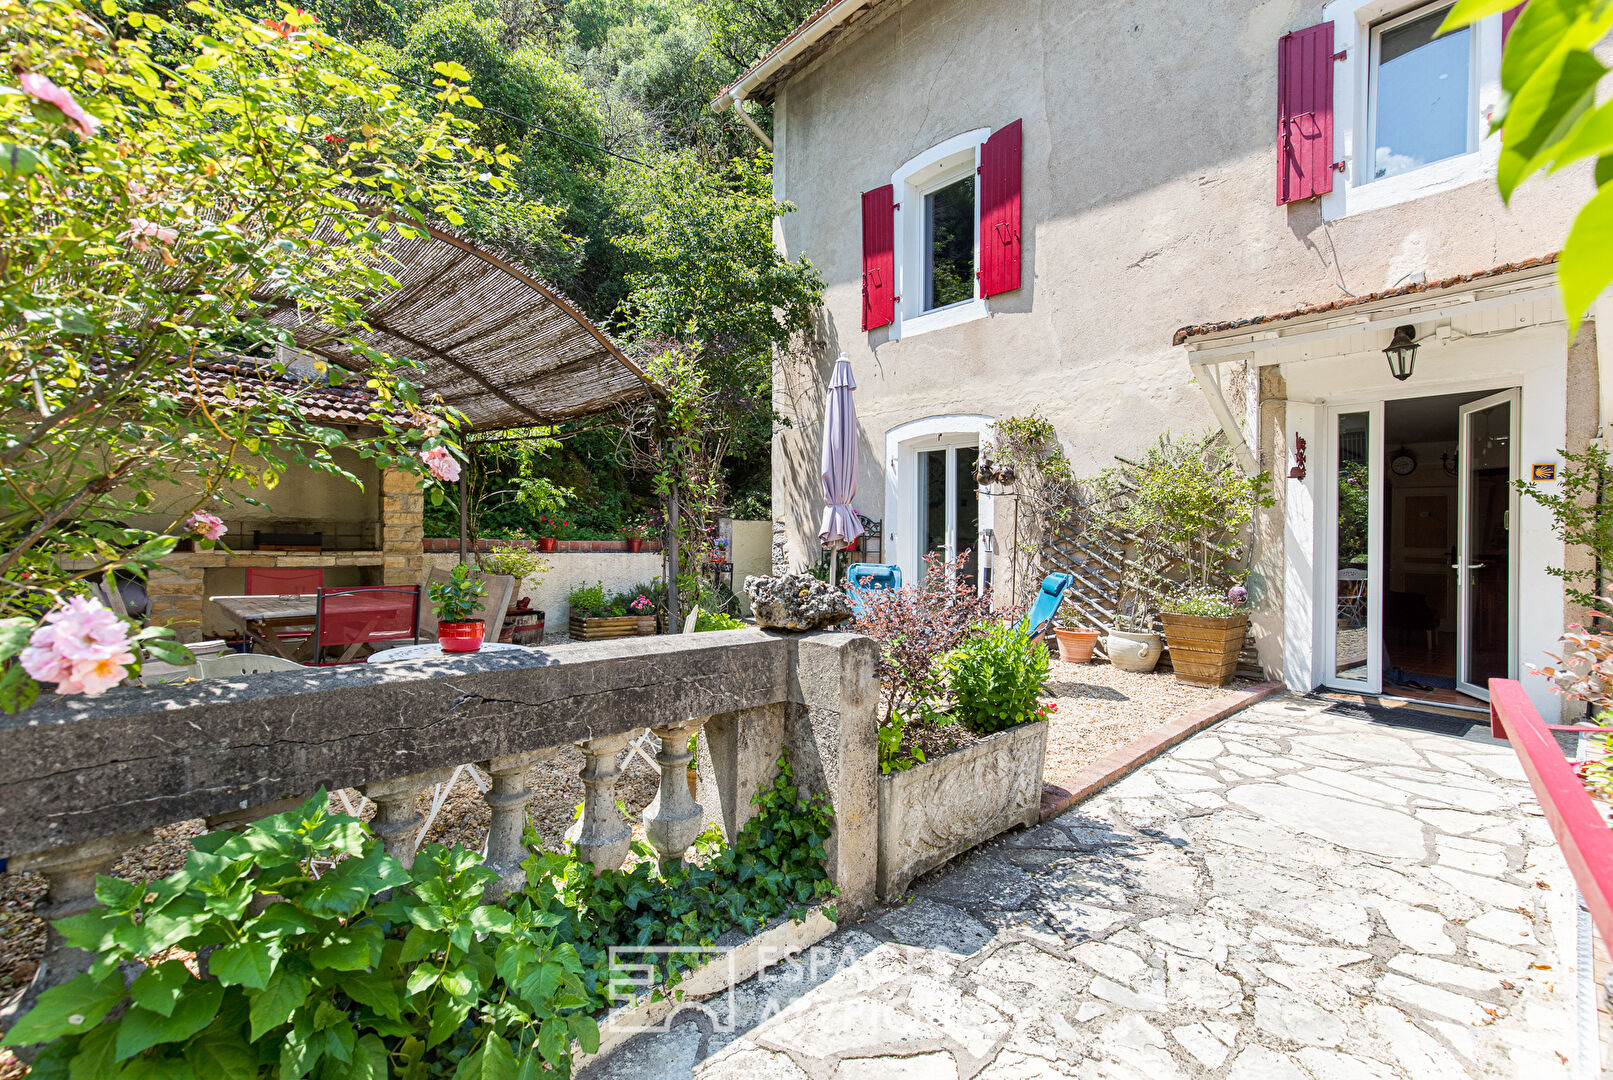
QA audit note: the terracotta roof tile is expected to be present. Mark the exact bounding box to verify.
[1171,253,1559,346]
[178,356,392,427]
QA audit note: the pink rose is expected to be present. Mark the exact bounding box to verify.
[187,510,227,541]
[20,597,136,695]
[127,217,179,252]
[18,73,99,139]
[419,446,461,483]
[68,650,138,697]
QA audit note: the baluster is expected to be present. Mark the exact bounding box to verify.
[564,733,634,873]
[480,748,558,898]
[643,718,708,871]
[361,768,454,868]
[0,831,149,1053]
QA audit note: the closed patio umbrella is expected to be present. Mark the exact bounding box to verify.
[819,354,863,582]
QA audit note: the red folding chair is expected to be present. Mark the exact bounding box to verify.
[312,585,421,665]
[244,568,324,653]
[246,567,325,595]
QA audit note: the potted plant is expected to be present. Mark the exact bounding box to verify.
[536,515,575,553]
[1161,584,1249,686]
[623,517,651,554]
[629,592,658,634]
[478,533,549,642]
[567,581,640,640]
[1105,588,1163,673]
[1051,608,1101,664]
[429,563,489,653]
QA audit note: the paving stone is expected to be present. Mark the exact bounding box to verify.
[1414,807,1502,836]
[1137,913,1239,965]
[1257,964,1356,1008]
[1293,766,1415,806]
[1270,943,1373,969]
[1190,811,1308,855]
[1148,767,1224,791]
[965,942,1091,1016]
[1088,974,1166,1012]
[755,998,947,1060]
[878,898,995,956]
[1072,1001,1109,1023]
[1165,952,1241,1011]
[904,976,1012,1061]
[1292,1048,1397,1080]
[1171,1022,1231,1069]
[1424,865,1534,909]
[1169,735,1224,761]
[915,858,1038,909]
[602,1020,705,1078]
[1386,953,1505,993]
[1253,986,1346,1047]
[1227,785,1428,860]
[1463,936,1535,974]
[1376,972,1487,1024]
[1041,900,1127,942]
[1369,1004,1470,1079]
[1367,775,1510,814]
[1464,908,1536,946]
[1289,732,1427,767]
[1070,941,1151,986]
[693,1041,814,1080]
[1223,1044,1310,1079]
[837,1052,959,1079]
[1368,897,1454,955]
[973,1051,1080,1078]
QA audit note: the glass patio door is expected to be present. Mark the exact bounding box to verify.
[916,443,980,585]
[1456,390,1519,700]
[1326,404,1383,692]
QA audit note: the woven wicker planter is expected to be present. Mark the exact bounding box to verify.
[568,615,640,641]
[1161,612,1248,687]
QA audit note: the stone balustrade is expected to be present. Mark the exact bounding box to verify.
[0,628,877,1025]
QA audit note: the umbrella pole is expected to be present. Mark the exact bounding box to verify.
[830,546,837,585]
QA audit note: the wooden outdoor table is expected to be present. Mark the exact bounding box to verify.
[208,594,319,662]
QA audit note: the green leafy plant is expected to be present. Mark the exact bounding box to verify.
[1440,0,1613,333]
[477,531,552,590]
[944,621,1051,736]
[694,610,745,632]
[566,581,610,619]
[1515,445,1613,613]
[429,563,488,624]
[2,753,837,1076]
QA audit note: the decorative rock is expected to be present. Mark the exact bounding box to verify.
[744,573,853,631]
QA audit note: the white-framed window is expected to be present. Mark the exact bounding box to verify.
[1322,0,1502,221]
[891,130,990,340]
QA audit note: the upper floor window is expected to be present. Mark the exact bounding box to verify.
[860,121,1023,339]
[1369,4,1473,182]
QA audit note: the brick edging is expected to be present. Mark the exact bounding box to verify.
[1038,681,1284,822]
[421,538,663,554]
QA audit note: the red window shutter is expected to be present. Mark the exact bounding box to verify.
[1502,3,1524,41]
[862,184,895,331]
[1277,23,1336,205]
[979,119,1023,298]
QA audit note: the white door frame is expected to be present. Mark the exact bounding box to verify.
[1323,401,1385,692]
[1455,388,1522,700]
[883,415,995,587]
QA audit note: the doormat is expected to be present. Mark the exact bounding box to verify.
[1320,699,1476,738]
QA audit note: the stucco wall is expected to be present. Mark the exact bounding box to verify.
[769,0,1588,674]
[720,518,774,614]
[424,551,664,626]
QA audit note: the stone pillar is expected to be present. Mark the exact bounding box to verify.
[144,555,210,643]
[480,749,558,898]
[643,718,708,871]
[0,831,149,1050]
[697,702,785,841]
[361,768,453,868]
[381,468,426,586]
[565,733,634,873]
[782,632,879,918]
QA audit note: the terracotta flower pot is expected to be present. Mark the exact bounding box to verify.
[438,620,485,653]
[1053,627,1100,663]
[537,537,558,553]
[625,538,644,553]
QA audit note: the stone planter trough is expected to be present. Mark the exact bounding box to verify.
[877,719,1049,899]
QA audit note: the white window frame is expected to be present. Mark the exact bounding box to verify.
[890,129,991,340]
[1321,0,1503,222]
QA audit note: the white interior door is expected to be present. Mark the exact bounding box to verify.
[915,442,982,585]
[1325,403,1383,692]
[1455,389,1520,700]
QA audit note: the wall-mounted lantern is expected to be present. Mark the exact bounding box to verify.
[1383,324,1419,382]
[1288,434,1307,480]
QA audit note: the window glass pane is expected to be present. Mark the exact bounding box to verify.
[954,446,979,581]
[921,450,947,559]
[924,176,975,310]
[1373,9,1470,180]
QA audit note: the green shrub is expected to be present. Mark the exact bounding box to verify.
[2,759,835,1077]
[694,610,746,632]
[944,621,1051,736]
[567,580,609,618]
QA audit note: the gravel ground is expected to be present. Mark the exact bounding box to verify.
[1040,656,1256,781]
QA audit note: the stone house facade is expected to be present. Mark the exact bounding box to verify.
[734,0,1603,717]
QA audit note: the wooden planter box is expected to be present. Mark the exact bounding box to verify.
[1161,612,1248,687]
[876,719,1048,900]
[569,615,640,641]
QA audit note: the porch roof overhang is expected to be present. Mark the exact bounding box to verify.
[259,220,661,433]
[1174,254,1561,365]
[1172,254,1561,478]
